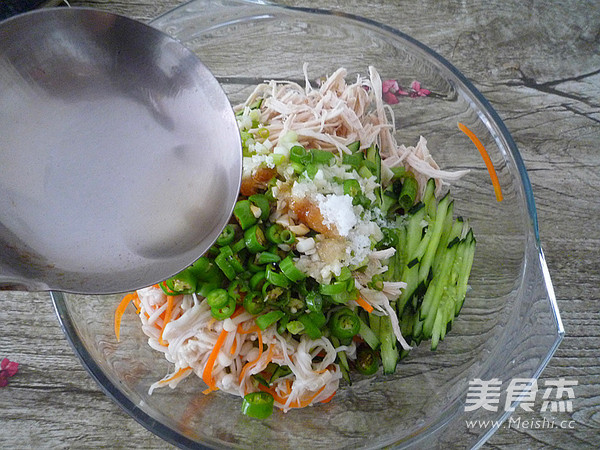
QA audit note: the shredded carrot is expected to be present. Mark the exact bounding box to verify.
[202,327,229,392]
[159,367,192,384]
[230,336,238,355]
[237,324,261,335]
[320,391,336,404]
[231,306,244,319]
[355,296,374,313]
[457,122,503,202]
[258,382,327,409]
[114,292,138,342]
[158,296,175,346]
[238,328,264,383]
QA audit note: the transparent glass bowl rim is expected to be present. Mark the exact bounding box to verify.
[51,1,564,448]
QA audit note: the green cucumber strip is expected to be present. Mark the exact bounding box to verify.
[455,231,476,314]
[421,243,458,332]
[379,315,398,374]
[430,309,444,350]
[419,193,450,284]
[422,178,436,219]
[369,313,381,338]
[358,315,381,350]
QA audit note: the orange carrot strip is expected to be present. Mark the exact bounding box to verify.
[320,391,336,404]
[355,296,374,313]
[159,296,175,346]
[202,328,229,391]
[114,292,138,341]
[238,328,264,383]
[457,122,503,202]
[158,367,192,384]
[237,324,261,335]
[258,383,326,409]
[231,305,244,319]
[230,336,238,355]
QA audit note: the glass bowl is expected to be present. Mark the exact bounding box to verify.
[51,1,563,448]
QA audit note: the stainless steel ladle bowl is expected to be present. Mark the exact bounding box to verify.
[0,8,242,293]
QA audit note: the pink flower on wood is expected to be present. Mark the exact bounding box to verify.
[0,358,19,387]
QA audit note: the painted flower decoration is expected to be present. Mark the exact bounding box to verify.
[382,79,430,104]
[0,358,19,387]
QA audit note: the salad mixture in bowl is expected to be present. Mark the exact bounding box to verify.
[115,66,477,418]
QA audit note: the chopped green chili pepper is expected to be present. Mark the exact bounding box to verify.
[265,224,283,244]
[206,289,230,308]
[228,280,249,304]
[355,345,379,375]
[262,282,286,305]
[234,200,258,230]
[329,307,360,340]
[166,268,197,294]
[241,392,274,419]
[286,320,305,335]
[216,224,236,247]
[279,256,306,282]
[307,310,327,329]
[256,251,281,265]
[249,271,267,291]
[214,252,236,280]
[269,364,292,383]
[249,194,271,221]
[279,229,295,245]
[196,280,220,298]
[265,265,290,288]
[189,257,210,278]
[305,291,323,313]
[319,281,347,296]
[298,313,322,339]
[256,310,286,330]
[277,314,290,335]
[243,292,265,315]
[283,297,305,318]
[244,224,267,253]
[231,238,246,254]
[211,295,236,320]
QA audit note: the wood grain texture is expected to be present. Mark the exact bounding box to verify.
[1,0,598,448]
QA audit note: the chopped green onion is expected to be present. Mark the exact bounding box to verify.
[310,148,334,165]
[398,176,418,211]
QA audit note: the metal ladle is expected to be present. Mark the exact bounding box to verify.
[0,8,242,294]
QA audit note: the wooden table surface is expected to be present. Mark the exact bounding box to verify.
[1,0,598,448]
